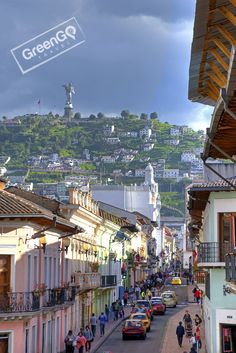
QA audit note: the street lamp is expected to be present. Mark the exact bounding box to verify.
[62,238,70,254]
[39,235,47,254]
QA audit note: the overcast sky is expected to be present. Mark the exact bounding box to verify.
[0,0,212,130]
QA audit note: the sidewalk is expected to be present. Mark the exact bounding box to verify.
[161,285,206,353]
[90,306,131,353]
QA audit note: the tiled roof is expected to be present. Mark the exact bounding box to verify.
[0,190,43,215]
[189,178,236,192]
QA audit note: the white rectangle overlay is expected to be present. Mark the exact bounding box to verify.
[11,17,85,74]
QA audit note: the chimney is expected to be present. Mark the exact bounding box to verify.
[0,177,7,191]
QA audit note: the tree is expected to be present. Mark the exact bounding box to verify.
[89,114,96,120]
[97,112,105,119]
[2,116,7,121]
[74,112,81,120]
[121,110,130,119]
[150,112,158,120]
[140,113,148,120]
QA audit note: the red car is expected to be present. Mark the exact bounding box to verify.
[151,297,166,315]
[122,319,147,340]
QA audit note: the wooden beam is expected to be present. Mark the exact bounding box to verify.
[208,61,227,85]
[207,79,220,98]
[216,24,236,45]
[212,38,231,59]
[207,71,225,87]
[218,6,236,28]
[205,88,218,101]
[230,0,236,8]
[210,49,228,71]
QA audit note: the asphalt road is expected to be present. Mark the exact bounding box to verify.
[95,305,184,353]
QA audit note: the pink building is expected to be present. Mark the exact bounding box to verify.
[0,181,79,353]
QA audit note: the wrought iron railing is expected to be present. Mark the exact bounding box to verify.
[0,291,40,313]
[75,273,101,290]
[0,286,79,313]
[198,242,233,263]
[101,275,117,287]
[194,270,206,284]
[225,253,236,283]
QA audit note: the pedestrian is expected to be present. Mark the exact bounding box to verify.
[141,290,145,299]
[124,290,129,306]
[119,301,124,318]
[196,324,202,349]
[192,287,197,302]
[189,333,197,350]
[135,285,141,300]
[147,289,152,300]
[114,300,119,320]
[176,321,185,348]
[183,310,192,331]
[64,330,75,353]
[83,325,93,352]
[194,314,202,326]
[195,288,201,304]
[111,301,116,321]
[98,312,106,336]
[89,313,97,338]
[105,304,110,322]
[75,332,87,353]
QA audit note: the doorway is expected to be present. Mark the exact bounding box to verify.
[221,324,236,353]
[0,333,9,353]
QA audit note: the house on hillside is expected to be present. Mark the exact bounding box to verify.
[143,143,154,151]
[170,127,180,136]
[101,156,116,163]
[103,125,115,135]
[105,137,120,144]
[164,139,180,146]
[181,151,196,163]
[139,126,152,139]
[163,169,179,179]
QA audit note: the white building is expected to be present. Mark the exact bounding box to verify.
[121,155,135,163]
[163,169,179,178]
[164,139,180,146]
[181,151,196,163]
[101,156,116,163]
[143,143,154,151]
[170,127,180,136]
[105,137,120,144]
[135,169,146,177]
[103,125,115,135]
[92,164,161,224]
[139,127,152,139]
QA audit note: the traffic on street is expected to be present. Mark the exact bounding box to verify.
[97,304,184,353]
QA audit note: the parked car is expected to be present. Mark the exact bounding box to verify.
[161,291,177,308]
[171,276,182,285]
[151,297,166,315]
[130,313,151,332]
[135,300,153,320]
[122,319,147,340]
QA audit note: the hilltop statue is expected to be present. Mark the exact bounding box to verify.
[62,82,75,120]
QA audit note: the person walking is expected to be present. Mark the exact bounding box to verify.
[98,312,106,336]
[183,310,192,332]
[105,304,110,322]
[114,300,119,320]
[195,288,201,304]
[189,333,197,351]
[141,290,145,299]
[176,321,185,348]
[123,290,129,306]
[196,324,202,349]
[89,313,97,338]
[75,332,87,353]
[83,325,93,352]
[147,289,152,300]
[64,330,75,353]
[194,314,202,326]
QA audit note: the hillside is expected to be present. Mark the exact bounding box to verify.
[0,113,205,215]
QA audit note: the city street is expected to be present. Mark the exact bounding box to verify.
[96,306,184,353]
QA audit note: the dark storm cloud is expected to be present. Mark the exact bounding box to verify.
[0,0,205,129]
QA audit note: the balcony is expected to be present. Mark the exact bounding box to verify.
[75,273,101,292]
[0,291,40,314]
[0,286,79,315]
[101,275,117,287]
[197,242,232,267]
[225,253,236,284]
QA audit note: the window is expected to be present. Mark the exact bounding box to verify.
[33,256,38,287]
[42,324,46,353]
[53,258,56,288]
[0,333,9,353]
[56,317,60,353]
[27,255,31,292]
[25,329,29,353]
[31,326,36,353]
[44,257,47,287]
[205,273,210,300]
